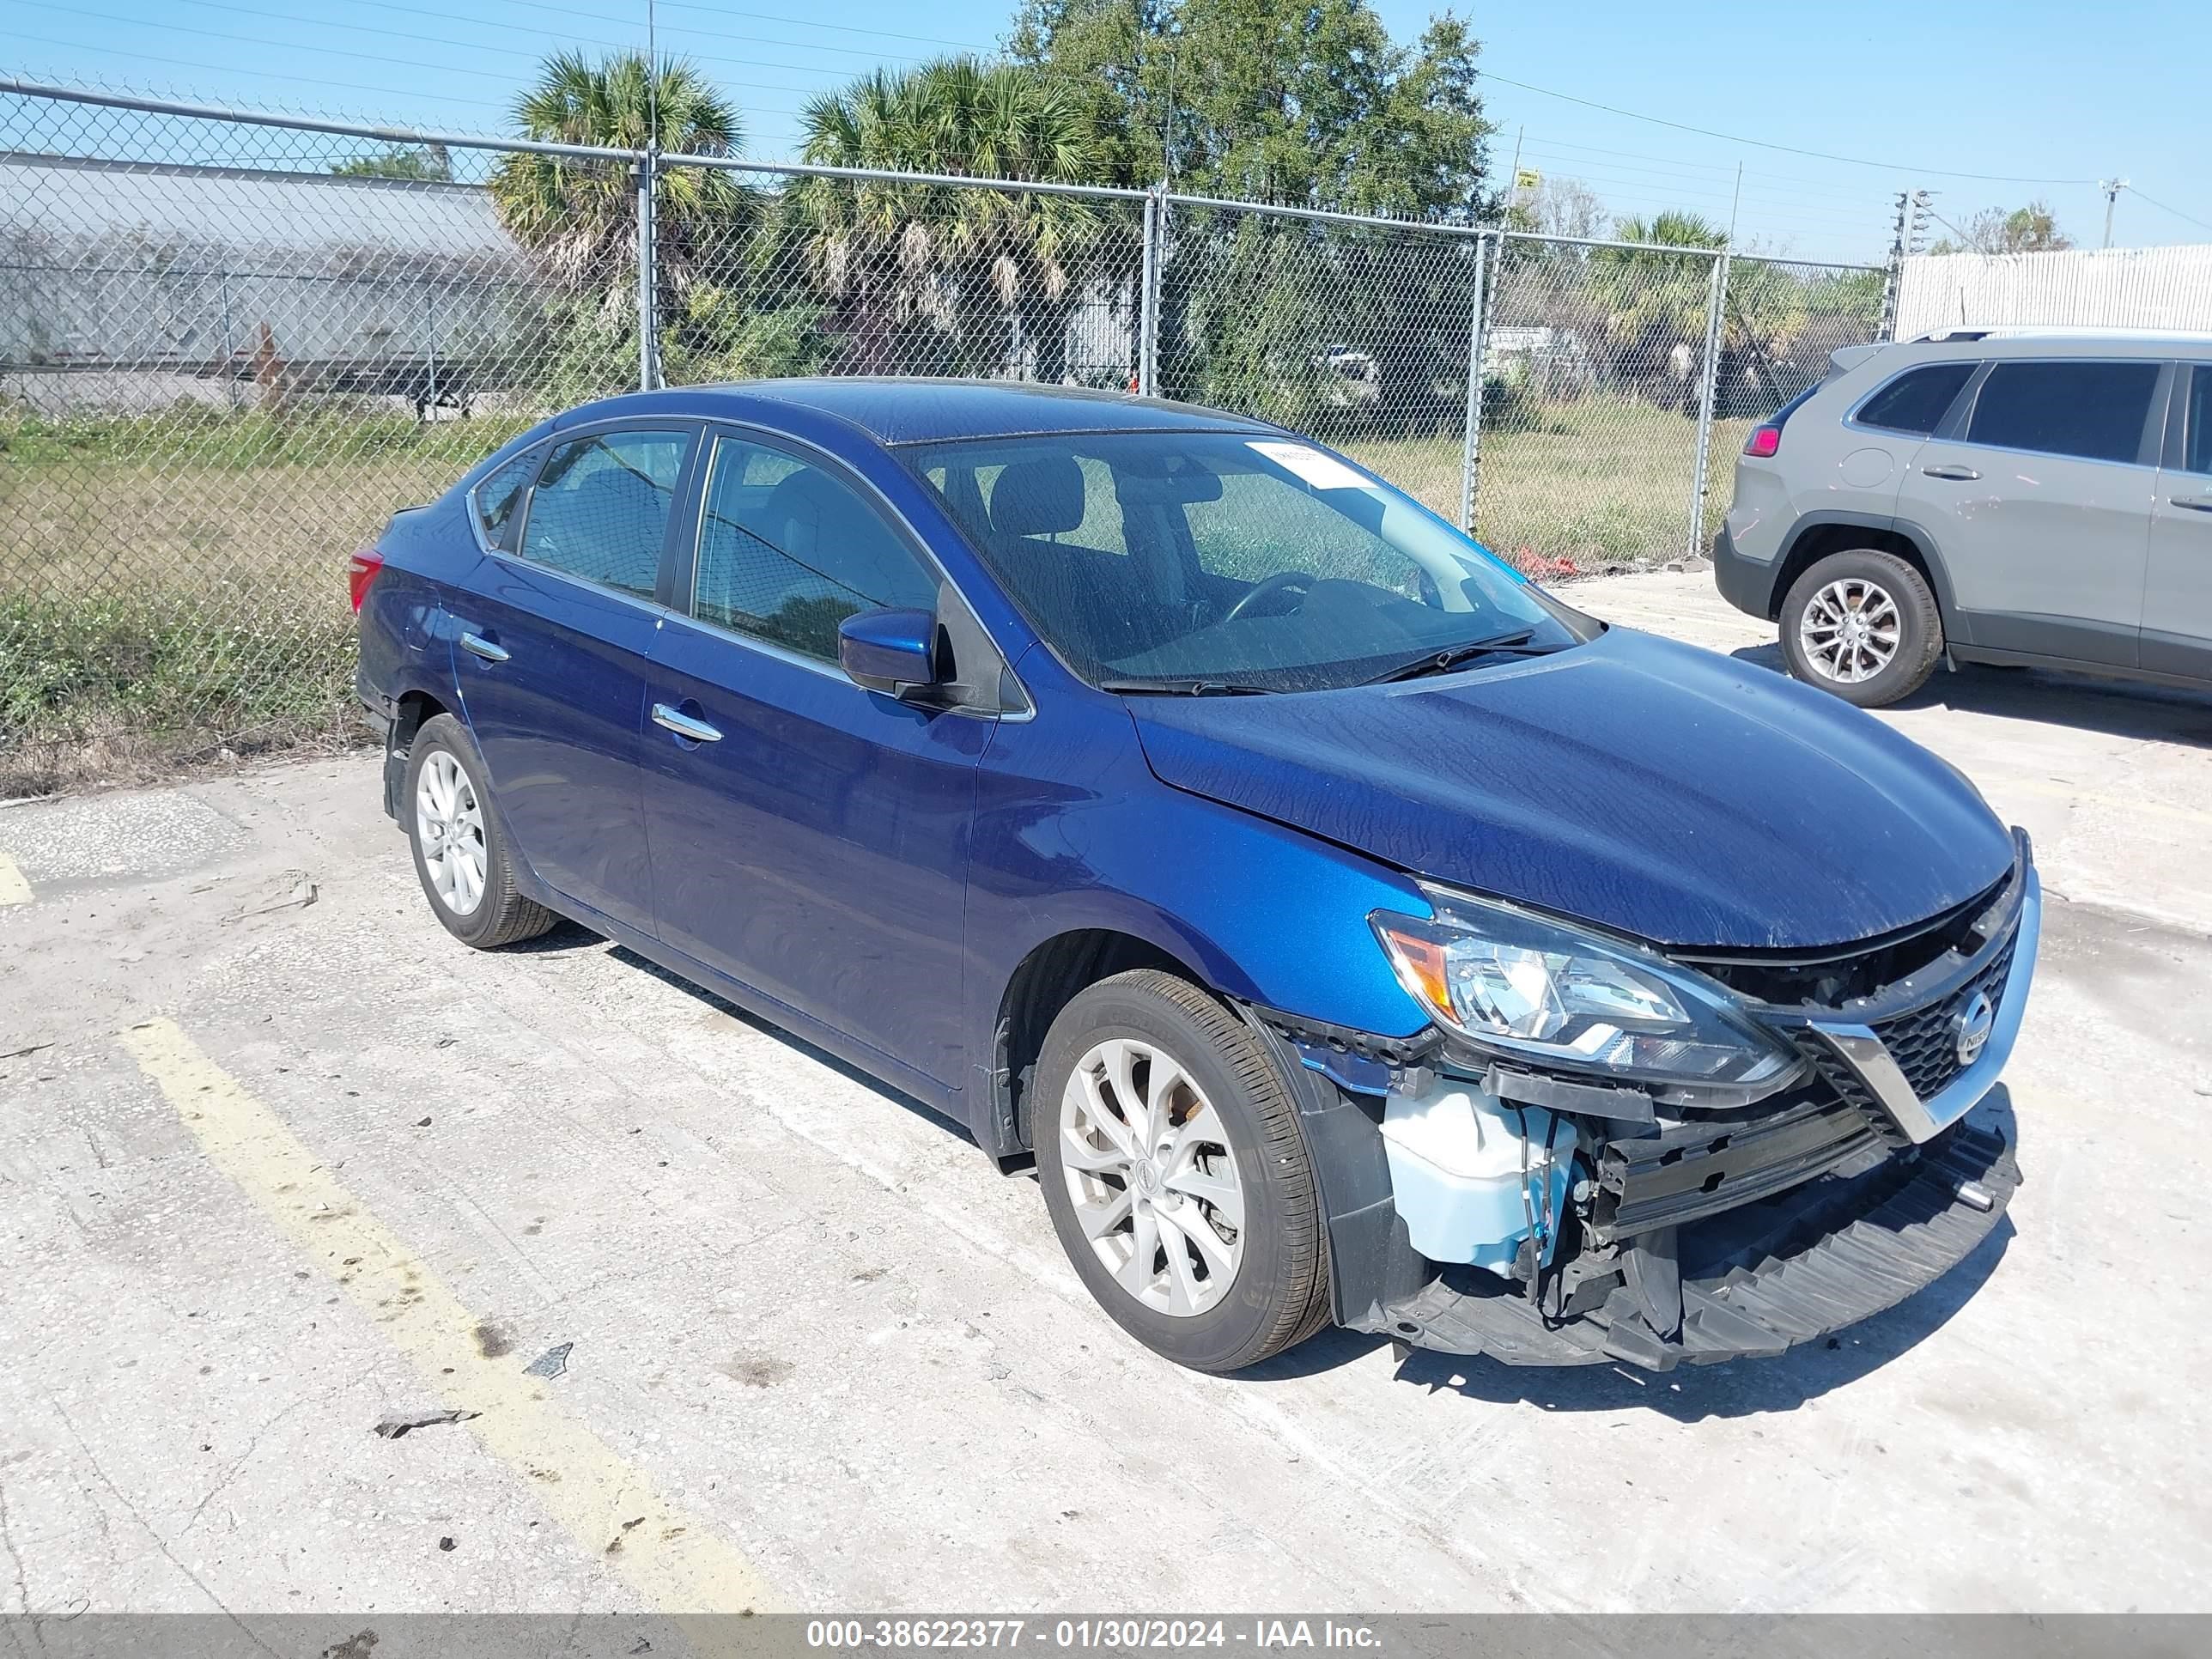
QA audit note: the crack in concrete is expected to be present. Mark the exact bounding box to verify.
[46,1394,283,1652]
[0,1477,36,1623]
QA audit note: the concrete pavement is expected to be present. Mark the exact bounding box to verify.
[2,571,2208,1615]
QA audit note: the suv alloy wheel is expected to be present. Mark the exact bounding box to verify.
[1780,549,1946,708]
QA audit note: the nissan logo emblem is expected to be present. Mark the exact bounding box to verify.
[1954,991,1996,1066]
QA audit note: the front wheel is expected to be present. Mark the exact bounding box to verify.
[1034,969,1330,1372]
[1779,549,1944,708]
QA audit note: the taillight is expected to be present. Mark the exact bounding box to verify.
[348,548,385,612]
[1743,425,1782,459]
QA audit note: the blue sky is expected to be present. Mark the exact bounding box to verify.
[6,0,2208,264]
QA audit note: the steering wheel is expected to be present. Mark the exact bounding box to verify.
[1222,571,1316,623]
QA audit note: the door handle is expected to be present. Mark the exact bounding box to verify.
[1922,464,1981,482]
[652,702,723,744]
[459,630,509,663]
[2170,495,2212,513]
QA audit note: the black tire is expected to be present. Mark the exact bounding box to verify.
[402,714,557,950]
[1779,549,1944,708]
[1034,969,1331,1373]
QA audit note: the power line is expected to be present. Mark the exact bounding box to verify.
[164,0,940,68]
[654,0,992,54]
[1517,147,1891,215]
[1480,68,2105,186]
[2126,186,2212,236]
[0,30,510,110]
[25,3,868,91]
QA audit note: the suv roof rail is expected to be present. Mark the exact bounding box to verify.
[1910,325,2212,344]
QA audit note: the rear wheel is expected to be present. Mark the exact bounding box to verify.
[1035,969,1330,1372]
[1780,549,1943,708]
[404,714,556,949]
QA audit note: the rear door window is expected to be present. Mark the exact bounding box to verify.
[1966,360,2161,464]
[2182,366,2212,474]
[518,429,693,599]
[692,434,938,661]
[1855,362,1978,434]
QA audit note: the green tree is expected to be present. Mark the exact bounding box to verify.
[1010,0,1491,426]
[1586,210,1727,411]
[330,143,453,182]
[1929,199,2073,255]
[489,52,754,313]
[787,58,1112,379]
[1008,0,1492,216]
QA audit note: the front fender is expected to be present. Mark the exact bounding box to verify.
[963,684,1436,1105]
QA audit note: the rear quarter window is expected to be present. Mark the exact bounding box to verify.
[472,450,539,549]
[1854,362,1978,435]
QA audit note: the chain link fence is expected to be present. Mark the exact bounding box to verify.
[0,80,1884,794]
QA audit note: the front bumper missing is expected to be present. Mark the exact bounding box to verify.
[1352,1103,2018,1370]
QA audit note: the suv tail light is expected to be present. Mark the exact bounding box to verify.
[348,548,385,612]
[1743,425,1783,459]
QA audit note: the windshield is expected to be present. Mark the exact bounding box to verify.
[903,429,1589,694]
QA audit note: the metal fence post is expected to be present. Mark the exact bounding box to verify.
[1686,252,1728,561]
[423,279,440,420]
[1456,230,1493,533]
[216,263,240,410]
[1137,187,1162,397]
[635,152,657,392]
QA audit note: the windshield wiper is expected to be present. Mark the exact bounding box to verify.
[1098,678,1279,696]
[1358,629,1562,685]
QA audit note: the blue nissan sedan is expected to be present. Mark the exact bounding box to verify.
[352,380,2038,1374]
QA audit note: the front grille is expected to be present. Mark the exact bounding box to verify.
[1869,939,2015,1099]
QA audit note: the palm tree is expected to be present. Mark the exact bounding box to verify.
[786,58,1111,379]
[1589,210,1729,412]
[490,52,753,321]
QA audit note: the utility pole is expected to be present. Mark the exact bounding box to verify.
[2100,178,2129,249]
[1880,189,1933,341]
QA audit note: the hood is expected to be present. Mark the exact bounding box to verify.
[1127,628,2014,950]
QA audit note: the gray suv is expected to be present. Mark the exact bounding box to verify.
[1714,331,2212,706]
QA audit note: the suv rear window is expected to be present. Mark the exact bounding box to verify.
[1855,362,1977,435]
[1966,360,2160,464]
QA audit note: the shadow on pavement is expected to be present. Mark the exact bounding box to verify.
[1729,644,2212,750]
[601,942,978,1148]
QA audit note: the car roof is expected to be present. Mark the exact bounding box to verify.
[568,378,1285,446]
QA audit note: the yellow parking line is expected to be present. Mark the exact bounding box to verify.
[121,1018,781,1614]
[0,853,30,908]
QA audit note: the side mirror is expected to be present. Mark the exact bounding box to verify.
[837,607,943,698]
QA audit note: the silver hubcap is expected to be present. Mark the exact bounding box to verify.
[1799,577,1902,684]
[1060,1037,1245,1318]
[415,750,488,917]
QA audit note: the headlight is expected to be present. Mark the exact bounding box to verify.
[1371,889,1801,1098]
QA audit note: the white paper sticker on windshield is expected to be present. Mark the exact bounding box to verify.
[1245,440,1373,491]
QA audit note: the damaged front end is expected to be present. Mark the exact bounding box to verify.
[1277,832,2038,1370]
